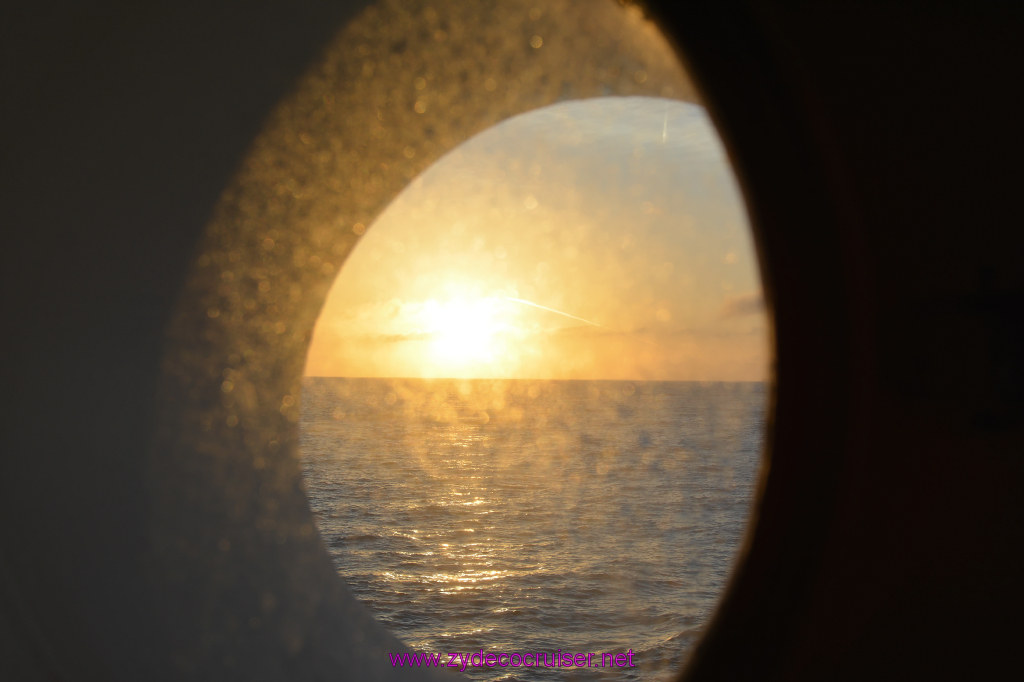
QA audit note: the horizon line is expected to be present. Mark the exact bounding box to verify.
[303,374,767,383]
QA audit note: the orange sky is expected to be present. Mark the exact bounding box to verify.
[305,97,768,381]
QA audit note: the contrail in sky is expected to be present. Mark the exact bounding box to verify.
[504,297,602,327]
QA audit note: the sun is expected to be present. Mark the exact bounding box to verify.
[421,297,510,369]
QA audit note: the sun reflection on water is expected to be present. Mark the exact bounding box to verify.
[302,377,764,678]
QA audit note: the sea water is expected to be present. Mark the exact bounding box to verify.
[300,377,765,680]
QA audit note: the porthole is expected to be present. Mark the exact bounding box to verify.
[153,1,769,679]
[301,100,766,680]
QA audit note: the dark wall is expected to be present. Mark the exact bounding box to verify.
[2,1,1022,680]
[660,3,1024,679]
[2,3,375,678]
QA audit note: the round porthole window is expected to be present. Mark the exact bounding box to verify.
[301,96,768,679]
[154,2,769,679]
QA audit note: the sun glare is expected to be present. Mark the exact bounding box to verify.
[303,97,767,381]
[422,297,513,367]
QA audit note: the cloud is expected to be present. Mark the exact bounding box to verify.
[721,292,765,318]
[374,332,432,343]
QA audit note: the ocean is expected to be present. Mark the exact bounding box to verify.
[300,377,765,680]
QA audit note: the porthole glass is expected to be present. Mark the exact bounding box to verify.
[300,96,767,680]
